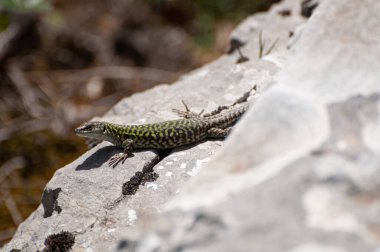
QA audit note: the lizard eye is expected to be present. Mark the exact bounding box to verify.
[85,124,93,130]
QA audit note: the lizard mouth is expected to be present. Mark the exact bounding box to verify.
[74,122,95,135]
[74,125,89,136]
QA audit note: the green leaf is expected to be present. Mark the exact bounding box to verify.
[0,0,50,12]
[0,12,10,31]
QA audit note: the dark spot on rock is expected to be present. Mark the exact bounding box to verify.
[278,9,292,17]
[311,149,325,156]
[42,188,62,218]
[227,38,249,64]
[191,212,226,230]
[301,0,319,18]
[43,231,75,252]
[121,170,159,195]
[236,53,249,64]
[116,239,137,251]
[227,38,246,54]
[121,150,168,196]
[122,171,144,195]
[141,172,159,185]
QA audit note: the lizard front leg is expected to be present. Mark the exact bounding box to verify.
[108,139,135,168]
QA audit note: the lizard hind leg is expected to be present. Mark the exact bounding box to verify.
[203,85,256,117]
[172,100,204,119]
[207,127,232,138]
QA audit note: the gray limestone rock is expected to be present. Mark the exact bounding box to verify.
[4,0,380,251]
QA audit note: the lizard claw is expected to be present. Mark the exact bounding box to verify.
[108,153,127,168]
[121,153,128,164]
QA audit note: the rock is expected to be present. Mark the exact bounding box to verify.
[301,0,320,18]
[4,0,380,251]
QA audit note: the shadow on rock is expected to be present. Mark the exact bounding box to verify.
[75,146,122,171]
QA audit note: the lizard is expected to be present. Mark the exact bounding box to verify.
[75,87,254,167]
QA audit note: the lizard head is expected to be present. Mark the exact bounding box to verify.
[75,121,123,145]
[75,121,107,139]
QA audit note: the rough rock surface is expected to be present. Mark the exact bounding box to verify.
[3,0,380,251]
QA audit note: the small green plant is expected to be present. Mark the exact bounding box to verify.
[258,30,279,58]
[0,0,50,12]
[0,12,10,31]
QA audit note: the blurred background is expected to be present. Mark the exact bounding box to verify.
[0,0,280,245]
